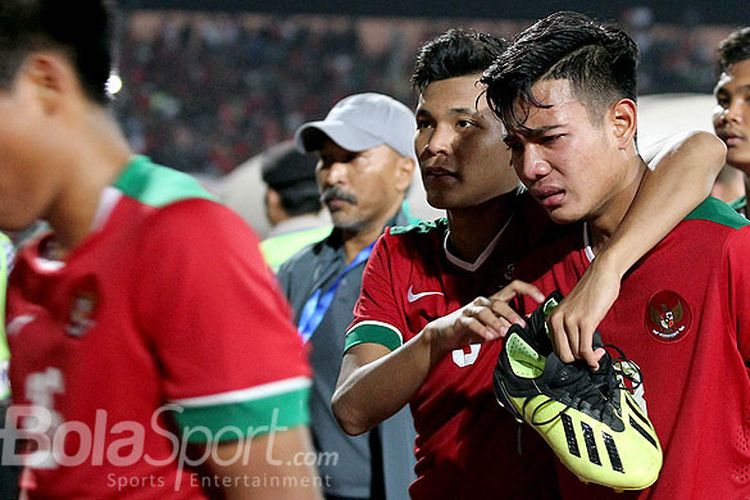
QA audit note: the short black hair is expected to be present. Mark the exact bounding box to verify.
[481,11,638,132]
[411,29,507,92]
[717,27,750,75]
[261,142,321,216]
[0,0,117,105]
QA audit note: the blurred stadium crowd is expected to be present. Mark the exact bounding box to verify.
[113,8,736,175]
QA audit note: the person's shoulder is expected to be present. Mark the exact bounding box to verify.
[113,157,256,241]
[261,225,333,272]
[387,217,448,245]
[114,156,215,208]
[673,197,750,264]
[277,235,330,278]
[278,242,317,269]
[380,217,448,261]
[683,197,750,231]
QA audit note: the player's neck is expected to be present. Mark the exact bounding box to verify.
[712,164,746,202]
[589,158,647,253]
[45,110,133,254]
[446,191,516,262]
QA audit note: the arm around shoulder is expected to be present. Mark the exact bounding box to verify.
[610,130,726,276]
[548,131,727,368]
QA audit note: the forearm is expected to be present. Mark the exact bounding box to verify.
[333,332,435,436]
[206,428,322,500]
[603,130,726,276]
[334,290,521,432]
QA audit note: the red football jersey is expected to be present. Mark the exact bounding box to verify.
[346,198,561,500]
[514,198,750,500]
[6,157,311,499]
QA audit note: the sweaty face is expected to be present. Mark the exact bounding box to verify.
[505,79,626,225]
[414,74,517,209]
[316,140,407,233]
[713,59,750,174]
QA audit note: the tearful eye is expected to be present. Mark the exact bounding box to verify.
[540,135,562,145]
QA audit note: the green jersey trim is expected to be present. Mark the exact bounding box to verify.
[390,217,447,236]
[171,378,311,443]
[684,197,750,230]
[172,376,310,407]
[113,155,215,207]
[344,321,403,353]
[730,195,747,212]
[398,199,421,226]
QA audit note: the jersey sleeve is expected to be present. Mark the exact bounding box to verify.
[344,230,406,354]
[135,199,311,441]
[721,226,750,372]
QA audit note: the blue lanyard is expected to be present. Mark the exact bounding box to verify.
[297,242,375,343]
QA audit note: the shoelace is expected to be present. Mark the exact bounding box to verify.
[590,344,644,400]
[525,364,609,427]
[518,344,644,428]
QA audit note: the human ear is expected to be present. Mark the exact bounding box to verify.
[24,52,78,113]
[610,98,638,150]
[395,156,416,193]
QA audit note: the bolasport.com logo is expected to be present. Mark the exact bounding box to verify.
[0,403,334,492]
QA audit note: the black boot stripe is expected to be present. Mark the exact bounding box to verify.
[625,395,652,429]
[581,422,601,466]
[629,416,659,449]
[561,413,580,458]
[602,431,624,473]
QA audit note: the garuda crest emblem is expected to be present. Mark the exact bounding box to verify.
[645,290,691,341]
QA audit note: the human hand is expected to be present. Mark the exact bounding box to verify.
[487,280,546,335]
[423,280,544,357]
[547,258,621,369]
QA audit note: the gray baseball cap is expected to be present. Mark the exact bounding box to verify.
[294,93,417,160]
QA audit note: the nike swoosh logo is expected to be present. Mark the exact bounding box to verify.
[407,285,444,303]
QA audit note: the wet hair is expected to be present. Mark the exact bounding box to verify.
[411,28,507,92]
[481,11,638,132]
[0,0,117,105]
[717,27,750,75]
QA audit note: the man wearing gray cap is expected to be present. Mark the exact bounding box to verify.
[278,93,417,499]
